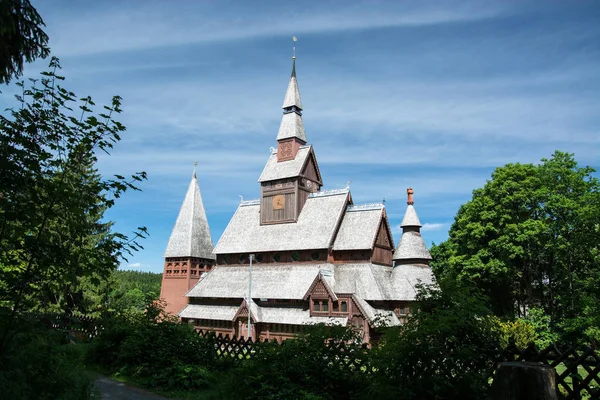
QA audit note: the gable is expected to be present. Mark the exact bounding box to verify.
[303,273,338,301]
[300,149,322,184]
[374,217,394,250]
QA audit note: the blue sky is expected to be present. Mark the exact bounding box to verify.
[3,1,599,273]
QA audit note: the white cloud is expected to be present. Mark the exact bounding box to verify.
[41,2,505,57]
[421,223,447,232]
[127,262,142,268]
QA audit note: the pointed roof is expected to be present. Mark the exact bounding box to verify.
[277,57,307,143]
[393,188,431,263]
[164,170,215,260]
[282,58,303,109]
[276,111,307,142]
[400,205,422,227]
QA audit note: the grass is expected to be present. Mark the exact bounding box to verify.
[555,363,596,399]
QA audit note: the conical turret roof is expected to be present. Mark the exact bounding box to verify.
[164,169,215,260]
[393,188,431,263]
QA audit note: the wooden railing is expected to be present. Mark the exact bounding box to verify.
[503,342,600,399]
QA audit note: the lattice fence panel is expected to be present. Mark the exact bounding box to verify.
[504,342,600,400]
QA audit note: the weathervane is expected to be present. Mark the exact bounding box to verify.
[292,36,297,59]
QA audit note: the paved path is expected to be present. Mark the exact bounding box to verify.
[95,376,173,400]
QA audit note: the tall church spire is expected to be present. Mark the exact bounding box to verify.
[164,165,215,260]
[277,44,307,144]
[392,188,432,265]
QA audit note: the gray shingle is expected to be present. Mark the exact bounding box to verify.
[276,112,307,142]
[333,206,384,251]
[213,189,349,254]
[352,296,401,326]
[258,146,311,182]
[179,304,238,320]
[393,231,432,261]
[186,264,326,299]
[164,175,215,259]
[400,205,422,227]
[282,74,303,109]
[390,264,436,300]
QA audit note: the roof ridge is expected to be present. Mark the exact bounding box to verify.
[309,188,349,198]
[346,202,384,212]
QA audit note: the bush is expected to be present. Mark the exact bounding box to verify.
[229,324,369,400]
[87,300,216,390]
[0,314,96,400]
[497,317,537,349]
[369,282,503,400]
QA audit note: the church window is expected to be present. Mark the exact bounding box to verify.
[291,251,300,262]
[313,299,329,313]
[311,251,320,261]
[273,253,281,262]
[222,255,229,265]
[341,301,348,312]
[332,301,339,312]
[256,254,264,263]
[239,254,248,263]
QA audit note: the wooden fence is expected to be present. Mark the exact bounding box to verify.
[29,313,600,399]
[195,329,372,372]
[27,312,101,341]
[503,342,600,400]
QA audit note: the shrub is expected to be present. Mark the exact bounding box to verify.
[0,314,96,400]
[369,282,503,400]
[87,300,216,390]
[230,324,369,400]
[497,317,537,349]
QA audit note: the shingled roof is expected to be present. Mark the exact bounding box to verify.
[276,111,307,142]
[186,264,326,300]
[282,58,303,110]
[164,173,215,259]
[213,189,349,254]
[333,204,388,251]
[258,145,312,182]
[187,261,432,302]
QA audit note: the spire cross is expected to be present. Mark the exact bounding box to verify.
[193,161,198,177]
[407,187,414,205]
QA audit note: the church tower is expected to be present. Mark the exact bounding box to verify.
[258,56,323,225]
[160,165,215,315]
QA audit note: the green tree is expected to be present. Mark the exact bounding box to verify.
[370,282,503,400]
[0,58,147,353]
[432,151,600,340]
[0,0,50,84]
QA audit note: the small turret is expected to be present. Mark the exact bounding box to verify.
[392,188,432,266]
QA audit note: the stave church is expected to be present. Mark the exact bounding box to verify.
[159,53,435,344]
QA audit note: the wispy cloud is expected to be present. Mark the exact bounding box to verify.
[421,223,447,232]
[41,1,506,57]
[127,262,142,268]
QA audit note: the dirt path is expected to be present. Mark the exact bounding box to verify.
[94,376,174,400]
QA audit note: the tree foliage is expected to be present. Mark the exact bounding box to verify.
[370,282,503,400]
[0,0,50,84]
[432,151,600,340]
[0,58,147,353]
